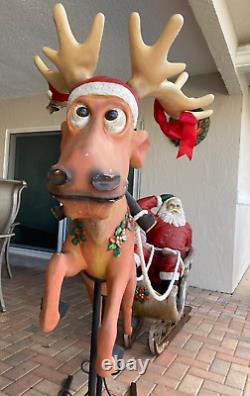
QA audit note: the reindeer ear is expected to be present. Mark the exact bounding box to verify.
[130,130,150,168]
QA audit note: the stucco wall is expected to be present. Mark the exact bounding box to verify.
[237,89,250,196]
[139,74,242,292]
[233,89,250,288]
[233,204,250,288]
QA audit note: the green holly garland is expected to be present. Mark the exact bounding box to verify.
[70,212,133,257]
[70,220,86,245]
[134,286,150,304]
[107,212,133,257]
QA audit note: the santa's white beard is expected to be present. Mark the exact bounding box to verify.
[158,210,186,227]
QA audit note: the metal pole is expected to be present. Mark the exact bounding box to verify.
[96,376,103,395]
[130,382,137,396]
[88,279,103,396]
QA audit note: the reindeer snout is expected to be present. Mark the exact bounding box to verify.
[48,166,121,193]
[47,168,71,186]
[90,171,121,191]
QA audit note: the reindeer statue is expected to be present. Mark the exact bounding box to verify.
[34,4,214,378]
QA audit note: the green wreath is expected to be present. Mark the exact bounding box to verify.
[170,109,210,147]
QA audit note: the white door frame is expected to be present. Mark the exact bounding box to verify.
[3,125,60,178]
[4,125,64,254]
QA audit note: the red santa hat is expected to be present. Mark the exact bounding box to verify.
[49,76,139,127]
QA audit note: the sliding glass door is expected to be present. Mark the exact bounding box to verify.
[9,131,61,251]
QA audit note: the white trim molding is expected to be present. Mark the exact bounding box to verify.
[236,45,250,73]
[237,191,250,206]
[188,0,245,94]
[3,125,60,178]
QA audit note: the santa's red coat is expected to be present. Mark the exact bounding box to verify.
[137,195,192,284]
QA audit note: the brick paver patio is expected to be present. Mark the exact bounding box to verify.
[0,260,249,396]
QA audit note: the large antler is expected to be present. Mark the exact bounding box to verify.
[128,13,214,120]
[157,71,214,120]
[34,3,105,94]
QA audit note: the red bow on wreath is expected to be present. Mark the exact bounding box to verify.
[154,99,198,160]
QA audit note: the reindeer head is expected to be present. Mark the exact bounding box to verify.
[48,76,149,220]
[34,4,214,219]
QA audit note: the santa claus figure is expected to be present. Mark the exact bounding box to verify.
[136,194,192,294]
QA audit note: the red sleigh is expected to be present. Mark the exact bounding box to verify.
[124,195,194,355]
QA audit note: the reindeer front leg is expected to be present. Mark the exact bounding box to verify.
[40,237,86,332]
[96,255,134,377]
[40,252,69,332]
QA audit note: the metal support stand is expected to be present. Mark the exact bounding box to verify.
[88,278,103,396]
[130,382,137,396]
[86,277,137,396]
[59,274,137,396]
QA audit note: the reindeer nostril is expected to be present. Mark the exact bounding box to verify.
[91,172,121,191]
[47,168,71,186]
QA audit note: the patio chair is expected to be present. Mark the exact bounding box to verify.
[0,179,27,312]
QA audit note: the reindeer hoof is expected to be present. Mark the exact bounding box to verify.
[59,300,68,318]
[123,334,132,348]
[96,356,115,378]
[39,298,66,332]
[123,316,144,349]
[112,344,124,360]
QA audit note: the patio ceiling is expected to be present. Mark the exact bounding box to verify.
[227,0,250,44]
[189,0,250,94]
[0,0,249,101]
[0,0,217,100]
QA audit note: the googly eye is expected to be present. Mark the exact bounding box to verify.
[71,104,90,129]
[104,108,126,134]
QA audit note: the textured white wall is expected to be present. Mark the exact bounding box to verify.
[237,90,250,196]
[233,89,250,288]
[139,73,242,292]
[234,205,250,287]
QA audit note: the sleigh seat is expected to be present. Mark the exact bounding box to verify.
[134,245,193,321]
